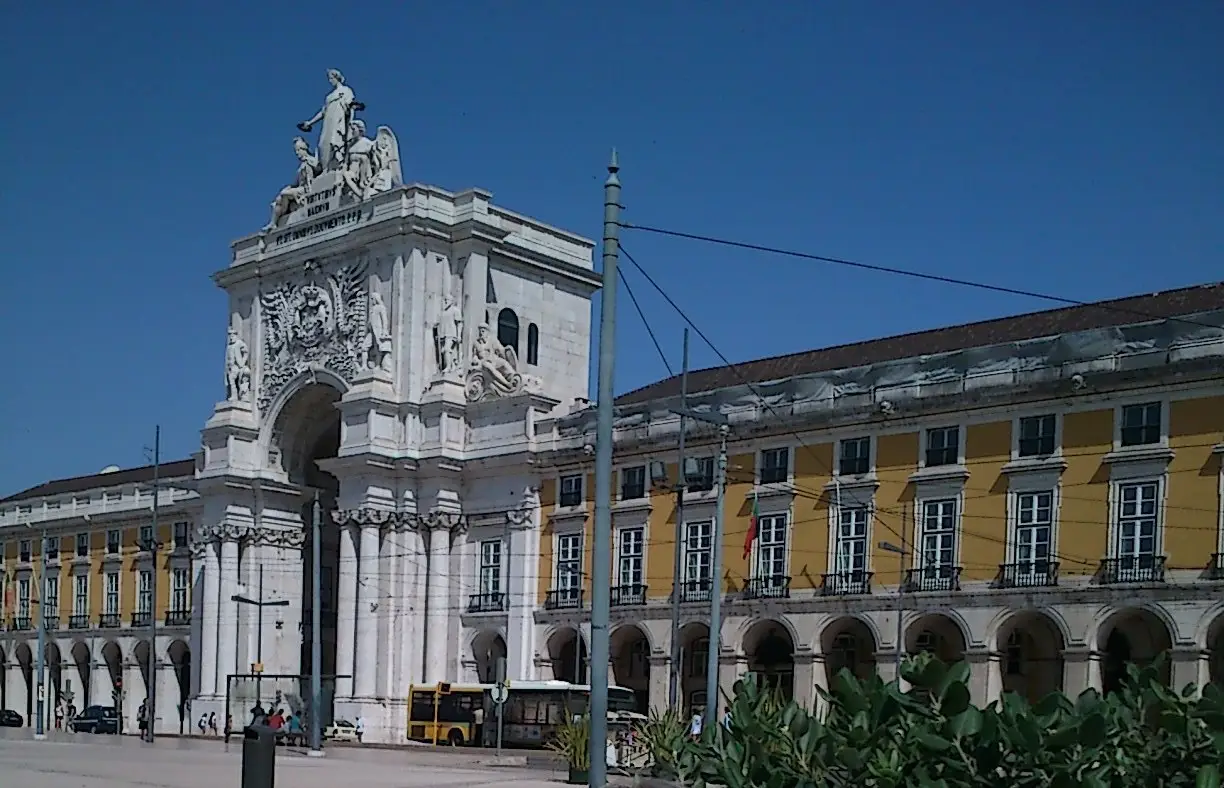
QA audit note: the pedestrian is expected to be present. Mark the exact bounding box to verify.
[138,701,149,738]
[208,712,218,736]
[354,715,365,744]
[689,710,702,740]
[250,702,266,726]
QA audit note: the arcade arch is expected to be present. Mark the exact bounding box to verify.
[546,627,587,684]
[610,624,650,713]
[995,611,1065,702]
[1097,608,1173,693]
[743,619,795,701]
[470,630,507,684]
[820,617,877,683]
[905,613,967,664]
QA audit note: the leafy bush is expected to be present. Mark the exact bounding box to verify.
[548,713,591,770]
[636,653,1224,788]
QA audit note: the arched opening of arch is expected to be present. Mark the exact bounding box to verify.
[168,640,192,733]
[996,612,1064,703]
[471,631,507,684]
[271,382,343,688]
[905,613,967,665]
[1208,614,1224,687]
[1098,608,1172,694]
[610,625,650,713]
[821,617,877,684]
[15,643,34,721]
[497,308,520,356]
[744,620,795,702]
[677,622,710,714]
[546,627,587,684]
[101,641,123,704]
[70,641,91,711]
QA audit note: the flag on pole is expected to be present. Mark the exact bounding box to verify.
[743,489,760,559]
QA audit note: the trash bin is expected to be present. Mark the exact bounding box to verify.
[242,725,277,788]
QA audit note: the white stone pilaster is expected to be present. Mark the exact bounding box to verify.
[216,538,240,693]
[335,524,358,698]
[379,526,401,698]
[354,524,380,697]
[199,542,220,696]
[399,526,424,689]
[425,523,452,682]
[506,509,539,680]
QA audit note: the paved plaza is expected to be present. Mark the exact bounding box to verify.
[0,732,566,788]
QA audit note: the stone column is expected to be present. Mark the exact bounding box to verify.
[1170,647,1210,696]
[354,523,380,697]
[1062,647,1101,696]
[5,659,27,722]
[965,649,1001,708]
[396,524,422,691]
[199,542,220,697]
[380,525,401,698]
[90,651,109,710]
[334,522,358,699]
[425,518,453,682]
[875,653,900,686]
[647,655,671,714]
[792,653,817,712]
[216,538,240,695]
[411,527,427,684]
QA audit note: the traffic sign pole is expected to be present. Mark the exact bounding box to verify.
[494,657,507,756]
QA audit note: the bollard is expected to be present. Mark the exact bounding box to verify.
[241,725,277,788]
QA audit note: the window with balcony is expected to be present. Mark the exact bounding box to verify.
[469,539,504,612]
[139,525,154,548]
[171,568,189,615]
[104,572,120,616]
[73,575,89,616]
[620,466,646,500]
[559,474,584,507]
[1110,481,1162,581]
[685,457,715,493]
[1018,415,1057,458]
[1120,403,1162,447]
[174,522,190,549]
[826,506,870,594]
[1014,491,1053,569]
[915,499,959,590]
[682,520,712,600]
[19,539,31,563]
[749,514,790,598]
[759,448,789,484]
[44,576,59,626]
[552,532,583,607]
[18,578,31,618]
[138,570,152,614]
[615,527,645,604]
[839,437,871,476]
[75,533,90,557]
[106,529,120,554]
[925,427,960,467]
[46,535,60,561]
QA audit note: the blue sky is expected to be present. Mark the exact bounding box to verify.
[1,2,1220,494]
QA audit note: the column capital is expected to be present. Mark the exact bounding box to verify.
[197,523,252,545]
[246,526,306,549]
[419,510,466,534]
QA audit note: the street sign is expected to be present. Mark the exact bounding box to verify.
[490,682,508,705]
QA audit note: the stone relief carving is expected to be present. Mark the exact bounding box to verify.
[364,291,393,373]
[466,324,524,402]
[225,327,252,403]
[332,508,468,533]
[433,296,464,377]
[263,68,404,231]
[258,261,368,412]
[196,523,306,548]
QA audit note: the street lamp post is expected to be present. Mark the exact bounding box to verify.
[878,540,909,671]
[231,564,290,711]
[29,523,48,740]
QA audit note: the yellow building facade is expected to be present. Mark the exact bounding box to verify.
[0,459,198,733]
[530,284,1224,715]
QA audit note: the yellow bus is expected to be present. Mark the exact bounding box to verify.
[406,680,638,747]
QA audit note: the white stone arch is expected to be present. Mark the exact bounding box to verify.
[903,611,971,659]
[611,621,656,654]
[732,615,802,657]
[463,625,508,656]
[258,369,350,481]
[984,606,1074,653]
[813,612,883,656]
[1192,600,1224,650]
[1086,602,1181,651]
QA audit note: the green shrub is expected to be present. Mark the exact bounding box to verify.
[640,653,1224,787]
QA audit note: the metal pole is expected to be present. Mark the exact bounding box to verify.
[588,149,621,788]
[309,492,324,756]
[147,425,160,742]
[668,330,689,709]
[34,525,47,740]
[256,564,264,708]
[495,656,506,756]
[894,508,907,672]
[703,425,729,729]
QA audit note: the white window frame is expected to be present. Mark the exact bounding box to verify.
[1009,489,1056,570]
[137,570,153,614]
[835,435,875,478]
[106,529,121,555]
[138,524,154,548]
[44,575,59,619]
[75,532,90,557]
[19,539,31,563]
[104,572,120,616]
[18,578,31,618]
[753,512,790,580]
[554,532,584,594]
[46,535,60,560]
[171,568,190,613]
[833,505,871,577]
[914,497,961,588]
[73,574,89,616]
[1013,413,1062,460]
[1113,398,1169,452]
[478,539,503,595]
[757,445,792,486]
[1108,478,1163,578]
[682,520,713,587]
[683,457,717,494]
[921,425,964,468]
[616,526,645,588]
[558,473,585,509]
[618,465,648,501]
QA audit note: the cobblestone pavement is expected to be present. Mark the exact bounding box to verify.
[0,732,566,788]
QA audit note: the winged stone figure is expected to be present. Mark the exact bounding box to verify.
[370,127,403,193]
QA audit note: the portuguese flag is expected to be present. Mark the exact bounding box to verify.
[743,489,760,559]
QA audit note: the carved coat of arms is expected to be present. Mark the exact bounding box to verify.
[258,262,368,411]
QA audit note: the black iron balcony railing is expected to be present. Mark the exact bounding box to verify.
[904,565,962,592]
[543,589,584,610]
[996,561,1059,589]
[1098,555,1166,584]
[131,611,152,627]
[466,593,507,613]
[677,579,712,603]
[9,616,32,631]
[821,570,873,596]
[610,584,647,606]
[98,613,121,629]
[744,575,791,599]
[68,614,91,629]
[1207,553,1224,581]
[164,609,191,626]
[43,616,60,631]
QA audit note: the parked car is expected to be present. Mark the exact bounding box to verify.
[323,719,359,742]
[0,709,23,727]
[69,705,120,734]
